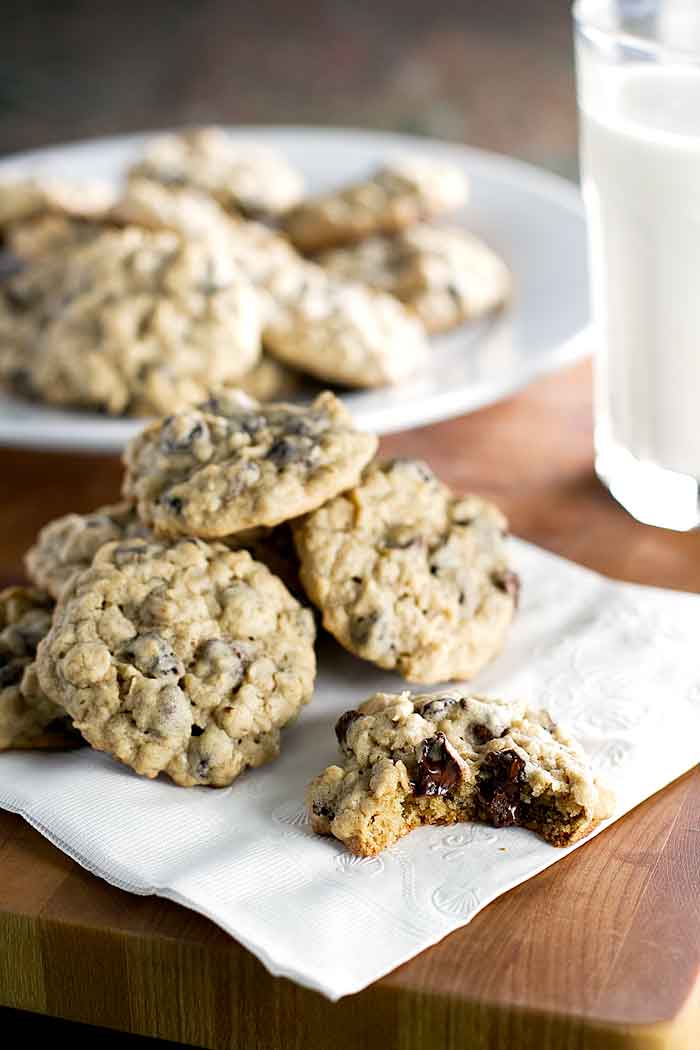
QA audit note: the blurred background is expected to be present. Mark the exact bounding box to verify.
[1,0,577,178]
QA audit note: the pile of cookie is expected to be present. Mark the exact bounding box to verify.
[0,126,510,415]
[0,390,613,856]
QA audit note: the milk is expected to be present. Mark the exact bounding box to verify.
[580,66,700,478]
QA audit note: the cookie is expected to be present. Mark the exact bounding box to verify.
[308,690,614,856]
[0,226,262,416]
[284,156,468,253]
[129,127,304,218]
[37,538,316,786]
[233,355,305,403]
[25,502,150,600]
[0,586,79,751]
[0,175,115,231]
[263,278,430,388]
[318,224,511,333]
[122,389,378,538]
[5,213,103,262]
[109,177,231,239]
[293,458,517,683]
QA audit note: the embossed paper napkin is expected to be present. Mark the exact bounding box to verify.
[0,540,698,1000]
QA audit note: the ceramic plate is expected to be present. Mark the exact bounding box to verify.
[0,126,590,452]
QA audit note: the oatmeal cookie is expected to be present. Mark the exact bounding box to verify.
[263,278,429,388]
[123,389,377,538]
[0,586,79,751]
[25,503,150,600]
[284,156,468,253]
[318,224,511,333]
[0,226,261,415]
[129,127,304,218]
[0,175,115,231]
[233,355,305,403]
[37,538,316,786]
[293,458,517,683]
[308,690,614,855]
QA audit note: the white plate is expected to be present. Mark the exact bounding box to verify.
[0,127,590,453]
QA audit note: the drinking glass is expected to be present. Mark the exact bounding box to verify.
[574,0,700,530]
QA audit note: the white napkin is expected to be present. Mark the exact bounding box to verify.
[0,539,698,1000]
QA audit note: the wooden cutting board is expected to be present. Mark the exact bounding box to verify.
[0,360,698,1050]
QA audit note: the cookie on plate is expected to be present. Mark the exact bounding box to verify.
[308,690,614,856]
[0,586,80,751]
[37,538,316,786]
[263,278,430,388]
[25,503,151,600]
[318,224,511,333]
[293,458,518,683]
[5,213,103,262]
[0,175,116,232]
[123,389,378,538]
[284,156,468,253]
[0,226,262,416]
[233,355,306,403]
[129,126,304,218]
[109,177,231,239]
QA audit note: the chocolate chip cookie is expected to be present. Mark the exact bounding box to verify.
[263,278,430,388]
[318,224,511,333]
[284,156,468,252]
[25,503,151,600]
[37,538,316,786]
[129,126,304,218]
[308,690,614,856]
[0,586,79,751]
[293,458,517,683]
[123,390,378,538]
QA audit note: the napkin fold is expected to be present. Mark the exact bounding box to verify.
[0,539,698,1000]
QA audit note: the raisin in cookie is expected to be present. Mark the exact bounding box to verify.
[25,503,151,600]
[0,587,79,751]
[37,538,316,786]
[1,226,261,416]
[264,278,429,388]
[293,458,517,683]
[129,127,304,218]
[123,390,377,538]
[284,156,468,253]
[308,690,614,856]
[318,225,511,333]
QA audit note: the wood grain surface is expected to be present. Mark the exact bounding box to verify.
[0,360,698,1050]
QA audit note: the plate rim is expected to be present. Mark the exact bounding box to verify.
[0,125,589,452]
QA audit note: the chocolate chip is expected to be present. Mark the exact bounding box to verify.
[196,756,210,778]
[191,725,204,737]
[476,748,526,827]
[335,709,362,749]
[414,732,463,797]
[492,570,521,608]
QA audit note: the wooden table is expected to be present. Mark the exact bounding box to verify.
[0,360,698,1049]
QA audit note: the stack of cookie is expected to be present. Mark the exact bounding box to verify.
[0,126,510,415]
[0,389,613,854]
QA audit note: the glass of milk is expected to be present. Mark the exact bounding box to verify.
[575,0,700,530]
